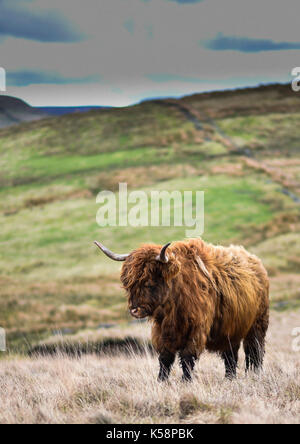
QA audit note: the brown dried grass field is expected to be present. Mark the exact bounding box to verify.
[0,310,299,424]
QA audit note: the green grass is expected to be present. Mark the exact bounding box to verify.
[0,174,286,282]
[217,113,300,153]
[252,232,300,273]
[8,147,173,185]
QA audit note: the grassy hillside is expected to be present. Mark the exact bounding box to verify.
[0,83,300,346]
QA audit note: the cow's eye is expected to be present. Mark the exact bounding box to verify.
[145,285,155,291]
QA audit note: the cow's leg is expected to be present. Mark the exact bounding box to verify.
[221,343,240,380]
[244,308,269,374]
[158,350,175,382]
[179,352,197,382]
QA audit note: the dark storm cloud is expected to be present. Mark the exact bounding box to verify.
[0,0,84,42]
[7,70,101,87]
[204,34,300,52]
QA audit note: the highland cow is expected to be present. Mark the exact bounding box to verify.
[94,238,269,381]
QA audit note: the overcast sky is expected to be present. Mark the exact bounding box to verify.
[0,0,299,106]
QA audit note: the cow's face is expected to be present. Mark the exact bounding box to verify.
[122,270,167,319]
[94,241,180,319]
[120,244,172,319]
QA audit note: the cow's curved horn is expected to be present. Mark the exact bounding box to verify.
[157,242,171,263]
[94,241,129,261]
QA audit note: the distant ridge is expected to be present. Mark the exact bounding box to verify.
[0,96,112,128]
[0,83,299,129]
[0,95,46,128]
[37,106,111,116]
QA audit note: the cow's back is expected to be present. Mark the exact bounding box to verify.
[206,244,269,351]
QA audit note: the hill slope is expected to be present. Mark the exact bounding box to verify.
[0,96,47,128]
[0,83,299,345]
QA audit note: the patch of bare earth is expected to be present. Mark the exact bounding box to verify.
[243,157,300,196]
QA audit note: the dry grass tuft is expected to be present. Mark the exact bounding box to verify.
[87,164,201,192]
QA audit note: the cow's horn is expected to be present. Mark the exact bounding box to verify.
[94,241,129,261]
[157,242,171,263]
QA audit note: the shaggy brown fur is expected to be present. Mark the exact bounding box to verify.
[120,238,269,381]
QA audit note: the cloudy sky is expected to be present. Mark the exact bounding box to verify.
[0,0,299,106]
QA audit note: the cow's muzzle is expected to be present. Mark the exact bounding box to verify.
[129,307,148,319]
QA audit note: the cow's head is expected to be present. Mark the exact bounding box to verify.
[94,241,180,319]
